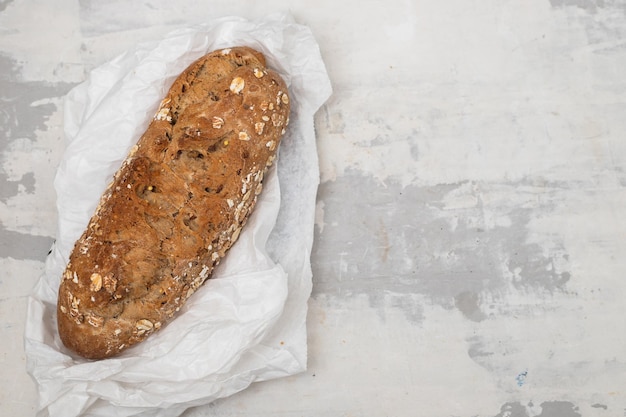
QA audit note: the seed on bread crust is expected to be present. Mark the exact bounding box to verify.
[90,273,103,292]
[212,116,224,129]
[230,77,245,94]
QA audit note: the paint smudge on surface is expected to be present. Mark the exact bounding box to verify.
[549,0,626,56]
[0,0,13,13]
[549,0,608,13]
[0,54,70,140]
[467,335,494,361]
[494,402,530,417]
[455,290,487,322]
[0,172,35,203]
[0,0,14,13]
[492,401,583,417]
[516,370,528,387]
[311,171,572,322]
[0,53,75,260]
[0,229,54,261]
[535,401,582,417]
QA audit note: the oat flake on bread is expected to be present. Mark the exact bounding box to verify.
[56,46,290,359]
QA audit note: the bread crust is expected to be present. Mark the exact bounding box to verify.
[57,47,290,359]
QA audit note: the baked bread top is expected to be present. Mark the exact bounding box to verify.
[57,46,290,359]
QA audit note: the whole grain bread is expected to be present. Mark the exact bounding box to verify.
[57,46,290,359]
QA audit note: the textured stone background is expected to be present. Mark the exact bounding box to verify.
[2,0,625,416]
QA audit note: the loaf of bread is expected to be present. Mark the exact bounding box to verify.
[57,46,290,359]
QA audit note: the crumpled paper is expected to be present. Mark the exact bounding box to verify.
[24,13,332,417]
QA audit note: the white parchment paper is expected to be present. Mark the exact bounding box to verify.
[24,14,331,417]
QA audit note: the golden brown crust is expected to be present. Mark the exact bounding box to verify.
[57,47,290,359]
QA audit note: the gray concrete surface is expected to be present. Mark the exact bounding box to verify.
[2,0,626,416]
